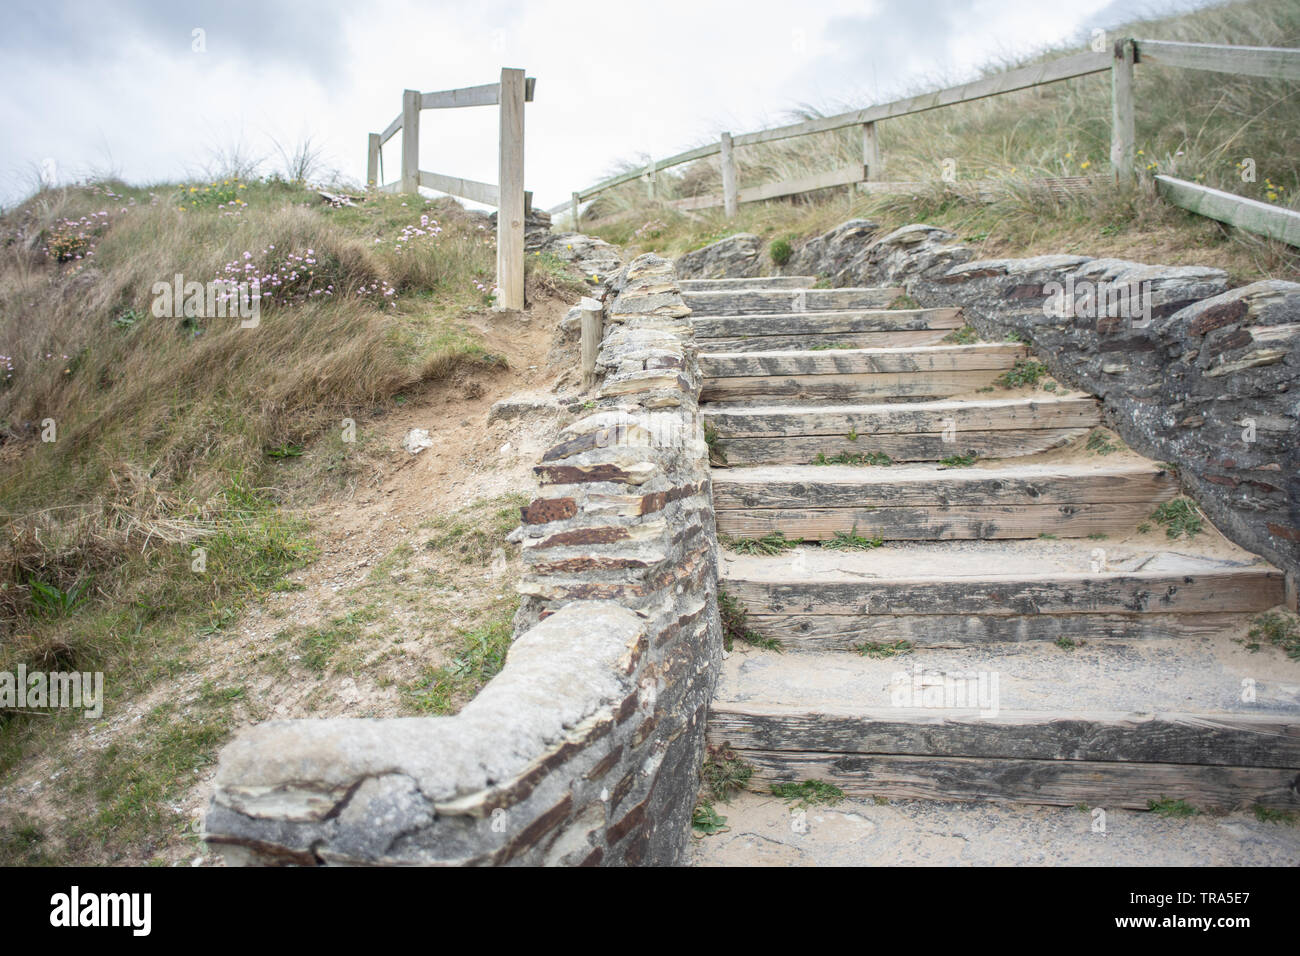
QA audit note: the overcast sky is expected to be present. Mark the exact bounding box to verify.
[1,0,1221,210]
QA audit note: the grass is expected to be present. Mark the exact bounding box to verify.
[1240,611,1300,661]
[691,801,729,836]
[703,420,728,466]
[1086,429,1121,455]
[720,531,802,556]
[943,326,979,344]
[1151,497,1204,539]
[771,780,845,808]
[938,452,978,467]
[1253,806,1298,825]
[995,359,1050,389]
[857,639,913,658]
[717,587,781,652]
[1055,635,1082,651]
[405,606,517,715]
[1147,797,1198,818]
[701,745,754,802]
[823,527,885,551]
[583,0,1300,287]
[813,451,892,466]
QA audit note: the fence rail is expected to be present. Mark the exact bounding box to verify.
[367,68,535,309]
[553,37,1300,244]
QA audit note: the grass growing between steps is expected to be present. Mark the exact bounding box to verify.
[938,452,979,468]
[1148,797,1199,819]
[1151,497,1204,540]
[1241,611,1300,662]
[1086,429,1123,456]
[857,639,914,659]
[1254,806,1299,826]
[823,528,885,551]
[995,359,1050,389]
[720,531,802,556]
[717,587,781,652]
[771,780,845,808]
[813,451,892,466]
[694,745,755,837]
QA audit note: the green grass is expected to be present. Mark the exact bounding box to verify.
[294,607,381,675]
[769,237,793,266]
[1151,497,1203,540]
[857,639,914,658]
[1086,429,1120,455]
[423,494,528,565]
[1055,636,1081,651]
[807,342,856,350]
[1240,611,1300,661]
[823,528,885,551]
[691,801,729,836]
[938,452,978,467]
[718,587,781,652]
[702,745,754,802]
[1147,797,1198,819]
[703,420,728,466]
[720,531,802,556]
[405,605,517,715]
[771,780,845,808]
[1253,806,1298,825]
[995,359,1049,389]
[943,326,979,344]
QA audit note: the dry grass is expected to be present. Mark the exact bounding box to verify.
[585,0,1300,282]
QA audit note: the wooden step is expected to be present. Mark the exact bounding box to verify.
[692,309,963,353]
[708,638,1300,809]
[679,276,815,291]
[713,462,1177,540]
[701,344,1025,403]
[704,396,1100,464]
[683,287,904,314]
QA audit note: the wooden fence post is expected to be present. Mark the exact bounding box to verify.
[720,132,738,218]
[580,296,603,389]
[646,159,657,200]
[862,122,881,181]
[366,133,381,189]
[496,67,526,311]
[1110,38,1136,185]
[572,192,582,231]
[401,90,420,193]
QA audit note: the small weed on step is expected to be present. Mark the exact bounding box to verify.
[702,745,754,802]
[1148,797,1198,819]
[857,639,914,659]
[1151,498,1203,540]
[995,359,1049,389]
[823,528,885,551]
[718,587,781,652]
[813,451,892,466]
[1240,611,1300,661]
[771,780,845,808]
[721,531,802,556]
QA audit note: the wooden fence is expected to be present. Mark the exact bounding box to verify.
[368,68,536,310]
[553,38,1300,247]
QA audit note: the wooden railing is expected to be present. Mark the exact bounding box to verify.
[553,38,1299,245]
[367,69,536,310]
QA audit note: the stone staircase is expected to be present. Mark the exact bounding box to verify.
[691,275,1300,812]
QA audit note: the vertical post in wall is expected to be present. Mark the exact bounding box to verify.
[580,296,603,390]
[367,133,380,189]
[496,67,526,311]
[400,89,420,193]
[861,122,881,182]
[572,192,582,231]
[1110,38,1136,185]
[720,132,738,219]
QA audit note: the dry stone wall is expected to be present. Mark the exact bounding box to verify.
[203,252,722,866]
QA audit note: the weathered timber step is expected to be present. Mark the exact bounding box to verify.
[700,344,1025,403]
[704,395,1100,464]
[713,462,1177,540]
[692,309,963,356]
[708,640,1300,809]
[678,276,816,291]
[720,541,1285,647]
[682,287,903,314]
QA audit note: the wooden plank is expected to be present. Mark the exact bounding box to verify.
[683,288,904,314]
[580,297,602,389]
[720,132,738,218]
[701,343,1026,378]
[1111,38,1136,184]
[419,170,499,207]
[704,396,1101,437]
[366,133,380,189]
[714,428,1088,465]
[421,82,500,110]
[693,308,963,339]
[738,164,867,204]
[679,276,817,291]
[379,112,402,146]
[728,749,1300,809]
[1156,175,1300,248]
[731,50,1111,148]
[1136,39,1300,82]
[723,567,1286,615]
[699,329,954,352]
[400,89,420,193]
[700,369,1001,402]
[495,67,526,311]
[709,705,1300,768]
[862,122,881,181]
[743,611,1246,649]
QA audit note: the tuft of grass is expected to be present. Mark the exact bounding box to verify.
[943,326,979,345]
[717,587,781,652]
[938,452,978,467]
[813,451,892,466]
[857,639,913,658]
[823,527,885,551]
[807,341,856,350]
[1147,797,1198,819]
[769,237,794,266]
[1055,635,1081,651]
[294,607,379,675]
[405,606,517,715]
[1086,429,1120,455]
[702,745,754,802]
[995,358,1049,389]
[703,419,728,466]
[691,800,729,836]
[1151,497,1203,539]
[1253,805,1299,825]
[771,780,845,808]
[720,531,803,556]
[1240,611,1300,661]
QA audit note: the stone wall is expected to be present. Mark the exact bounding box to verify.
[781,219,1300,583]
[203,252,722,866]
